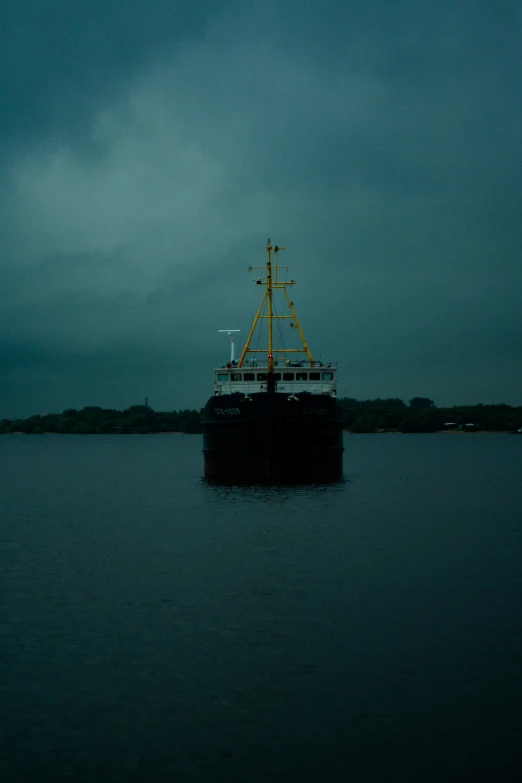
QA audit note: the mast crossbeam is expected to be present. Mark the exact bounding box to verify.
[237,239,315,368]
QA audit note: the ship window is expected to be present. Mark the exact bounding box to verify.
[257,373,267,381]
[273,373,281,380]
[243,373,255,381]
[217,373,228,381]
[296,372,307,381]
[283,372,294,381]
[231,373,242,381]
[309,372,320,380]
[322,372,334,381]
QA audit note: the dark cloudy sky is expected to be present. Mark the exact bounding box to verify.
[2,0,521,417]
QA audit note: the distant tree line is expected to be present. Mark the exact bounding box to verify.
[1,398,521,436]
[0,406,202,435]
[338,397,522,433]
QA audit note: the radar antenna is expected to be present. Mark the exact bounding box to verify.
[218,330,241,364]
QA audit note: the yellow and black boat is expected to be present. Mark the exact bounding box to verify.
[202,239,344,481]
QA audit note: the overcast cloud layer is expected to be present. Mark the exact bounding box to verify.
[1,0,522,417]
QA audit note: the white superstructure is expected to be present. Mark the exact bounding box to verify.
[214,360,337,397]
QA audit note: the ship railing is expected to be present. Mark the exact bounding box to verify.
[214,381,336,396]
[218,361,338,370]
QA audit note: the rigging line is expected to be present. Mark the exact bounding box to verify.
[254,295,265,357]
[272,295,286,358]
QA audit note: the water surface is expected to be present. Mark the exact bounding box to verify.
[1,433,522,781]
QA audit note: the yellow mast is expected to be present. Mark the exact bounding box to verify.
[238,239,315,368]
[267,240,273,372]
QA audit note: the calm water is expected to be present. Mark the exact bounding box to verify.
[1,433,522,782]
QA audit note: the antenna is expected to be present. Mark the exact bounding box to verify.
[218,330,241,363]
[237,240,314,368]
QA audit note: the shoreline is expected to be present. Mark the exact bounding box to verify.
[343,428,513,434]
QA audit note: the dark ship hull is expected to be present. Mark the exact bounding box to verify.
[202,391,344,481]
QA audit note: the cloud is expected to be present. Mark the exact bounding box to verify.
[1,0,232,154]
[1,0,522,416]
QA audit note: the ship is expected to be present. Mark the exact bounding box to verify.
[201,239,344,481]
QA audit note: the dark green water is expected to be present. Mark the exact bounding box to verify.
[1,433,522,781]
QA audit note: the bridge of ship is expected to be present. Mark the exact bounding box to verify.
[214,361,337,397]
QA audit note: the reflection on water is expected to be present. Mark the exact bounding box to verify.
[201,475,348,497]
